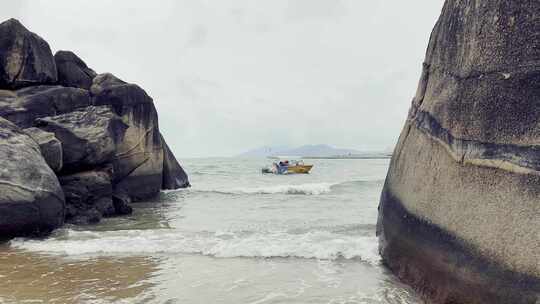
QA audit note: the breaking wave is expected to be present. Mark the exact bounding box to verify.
[182,180,384,196]
[221,182,336,195]
[10,228,381,265]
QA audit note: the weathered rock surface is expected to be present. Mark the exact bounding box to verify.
[91,73,166,200]
[0,85,90,128]
[35,106,127,173]
[91,73,152,109]
[55,50,97,90]
[161,134,190,189]
[0,19,57,89]
[23,127,63,172]
[0,117,64,237]
[59,167,115,224]
[0,18,189,238]
[377,1,540,303]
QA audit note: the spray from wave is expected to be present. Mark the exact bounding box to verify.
[10,228,381,265]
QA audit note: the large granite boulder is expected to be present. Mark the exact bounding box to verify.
[161,134,190,189]
[0,85,90,128]
[54,50,97,90]
[91,73,166,200]
[0,117,64,238]
[23,127,63,172]
[34,106,127,173]
[0,19,57,89]
[377,1,540,304]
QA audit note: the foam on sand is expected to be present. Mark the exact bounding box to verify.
[10,228,381,265]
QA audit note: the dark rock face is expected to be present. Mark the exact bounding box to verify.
[54,50,97,90]
[377,1,540,303]
[91,73,153,110]
[59,168,115,224]
[35,106,127,173]
[112,192,133,216]
[0,19,189,238]
[23,127,63,172]
[91,73,167,200]
[0,85,90,128]
[161,134,190,189]
[0,19,57,89]
[0,117,64,237]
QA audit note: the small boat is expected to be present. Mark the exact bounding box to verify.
[262,159,313,174]
[287,164,313,174]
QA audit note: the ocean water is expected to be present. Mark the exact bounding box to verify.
[0,158,422,304]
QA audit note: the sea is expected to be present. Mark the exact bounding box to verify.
[0,157,423,304]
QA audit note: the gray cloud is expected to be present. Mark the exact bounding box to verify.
[285,0,346,21]
[3,0,444,157]
[186,25,208,48]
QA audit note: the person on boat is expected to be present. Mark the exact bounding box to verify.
[276,160,288,174]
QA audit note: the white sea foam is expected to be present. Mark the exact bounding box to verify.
[231,182,336,195]
[190,182,337,196]
[10,228,381,265]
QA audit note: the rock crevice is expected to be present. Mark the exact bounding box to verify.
[411,108,540,175]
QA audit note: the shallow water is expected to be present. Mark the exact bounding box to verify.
[1,158,423,303]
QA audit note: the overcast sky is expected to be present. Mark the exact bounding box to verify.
[2,1,444,157]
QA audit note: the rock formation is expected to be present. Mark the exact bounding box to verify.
[35,106,127,173]
[0,19,189,235]
[0,19,57,89]
[54,50,97,90]
[161,134,190,189]
[59,167,116,224]
[377,1,540,303]
[0,117,64,238]
[0,85,91,128]
[90,73,167,200]
[23,127,63,172]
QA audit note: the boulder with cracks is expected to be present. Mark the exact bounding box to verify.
[35,106,127,173]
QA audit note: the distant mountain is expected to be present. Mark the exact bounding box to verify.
[238,144,391,158]
[279,144,361,157]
